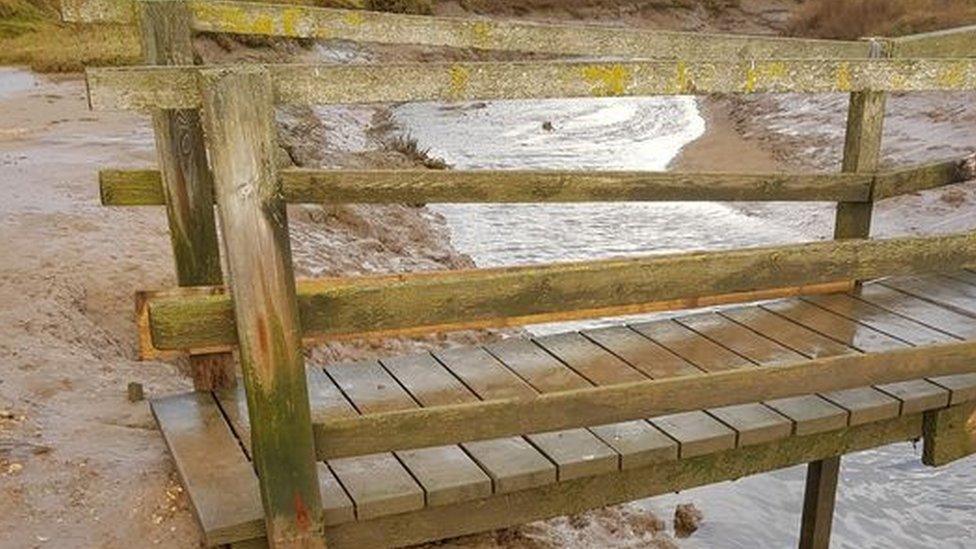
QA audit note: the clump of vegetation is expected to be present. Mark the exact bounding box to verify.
[0,0,139,71]
[787,0,976,39]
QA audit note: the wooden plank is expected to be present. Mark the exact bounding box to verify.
[150,392,263,546]
[639,317,795,446]
[139,0,230,391]
[306,329,976,459]
[325,359,489,508]
[582,326,702,379]
[188,0,869,59]
[310,362,424,520]
[803,293,954,346]
[890,25,976,58]
[680,312,847,437]
[322,414,923,549]
[834,87,885,240]
[197,66,322,547]
[280,169,872,204]
[85,59,976,111]
[381,352,546,499]
[147,232,976,351]
[854,283,976,339]
[746,302,901,426]
[99,169,164,206]
[883,275,976,316]
[871,156,975,200]
[61,0,869,59]
[534,333,678,469]
[922,402,976,466]
[929,374,976,406]
[774,297,951,415]
[213,384,355,526]
[483,338,618,480]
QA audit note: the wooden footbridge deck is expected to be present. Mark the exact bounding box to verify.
[156,274,976,547]
[68,0,976,547]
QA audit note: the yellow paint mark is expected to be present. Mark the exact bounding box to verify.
[835,62,852,90]
[281,8,302,37]
[343,11,365,26]
[581,64,631,97]
[938,62,965,89]
[449,65,470,99]
[471,21,493,48]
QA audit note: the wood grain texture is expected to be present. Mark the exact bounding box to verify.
[85,58,976,111]
[139,0,231,390]
[922,402,976,466]
[872,156,974,200]
[146,233,976,350]
[64,0,867,59]
[197,66,323,547]
[310,340,976,459]
[890,25,976,58]
[318,414,922,549]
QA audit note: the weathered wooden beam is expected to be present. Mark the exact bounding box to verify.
[890,25,976,58]
[280,169,873,203]
[61,0,366,23]
[85,58,976,111]
[798,456,841,549]
[138,0,232,391]
[147,232,976,350]
[188,0,868,59]
[873,155,976,200]
[307,341,976,459]
[98,168,874,205]
[922,402,976,466]
[99,168,164,205]
[303,414,923,548]
[63,0,868,59]
[197,65,323,547]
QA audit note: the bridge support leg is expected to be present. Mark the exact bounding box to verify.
[798,455,840,549]
[198,65,325,548]
[137,0,235,390]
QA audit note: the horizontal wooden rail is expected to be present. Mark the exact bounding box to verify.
[98,168,873,205]
[872,154,976,200]
[99,153,976,206]
[63,0,869,59]
[311,340,976,458]
[86,58,976,112]
[890,25,976,58]
[146,231,976,350]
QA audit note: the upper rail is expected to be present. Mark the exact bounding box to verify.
[64,0,872,60]
[86,58,976,112]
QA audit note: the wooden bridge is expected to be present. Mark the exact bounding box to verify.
[68,0,976,547]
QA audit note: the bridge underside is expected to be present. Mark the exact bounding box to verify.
[152,272,976,548]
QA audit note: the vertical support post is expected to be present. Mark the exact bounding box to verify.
[137,0,235,390]
[198,65,324,548]
[798,456,841,549]
[800,39,889,549]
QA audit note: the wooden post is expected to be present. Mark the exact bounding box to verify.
[800,39,889,549]
[197,65,325,548]
[137,0,235,390]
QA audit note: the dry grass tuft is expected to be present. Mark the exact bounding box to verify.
[787,0,976,39]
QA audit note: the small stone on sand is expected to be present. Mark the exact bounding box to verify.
[674,503,703,538]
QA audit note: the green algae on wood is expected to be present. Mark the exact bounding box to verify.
[85,58,976,112]
[146,231,976,350]
[197,65,324,548]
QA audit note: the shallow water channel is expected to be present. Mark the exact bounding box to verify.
[392,97,976,547]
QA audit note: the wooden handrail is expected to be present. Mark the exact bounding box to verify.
[97,155,975,206]
[310,340,976,458]
[146,231,976,350]
[86,58,976,112]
